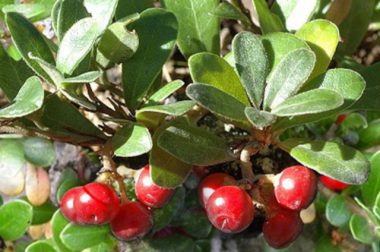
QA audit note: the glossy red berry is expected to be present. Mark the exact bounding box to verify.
[274,166,317,211]
[111,201,153,240]
[61,182,120,225]
[135,165,175,208]
[263,209,303,249]
[198,173,236,207]
[320,175,349,191]
[336,114,348,124]
[206,186,254,233]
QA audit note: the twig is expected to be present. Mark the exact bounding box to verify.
[239,144,258,181]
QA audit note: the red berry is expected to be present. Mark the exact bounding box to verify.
[320,175,349,191]
[192,166,209,179]
[274,166,317,211]
[198,173,236,207]
[135,165,175,208]
[60,182,120,225]
[60,187,82,222]
[263,209,303,249]
[206,186,254,233]
[111,202,153,240]
[336,114,347,124]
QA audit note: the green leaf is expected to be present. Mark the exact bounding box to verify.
[30,200,57,225]
[56,0,90,41]
[340,113,368,132]
[350,214,378,244]
[112,122,152,157]
[2,3,51,22]
[0,196,3,206]
[252,0,285,34]
[0,139,26,196]
[232,32,268,108]
[146,80,184,105]
[51,0,61,36]
[63,71,101,84]
[271,89,344,116]
[57,17,101,75]
[326,195,352,227]
[23,137,56,167]
[115,0,153,19]
[26,240,56,252]
[150,122,192,188]
[122,8,177,110]
[83,0,118,32]
[374,192,380,220]
[264,48,316,110]
[0,200,33,241]
[186,83,248,125]
[353,62,380,111]
[157,117,234,166]
[56,168,82,203]
[0,76,44,119]
[136,101,196,128]
[162,0,220,58]
[271,0,318,31]
[296,19,339,79]
[358,120,380,150]
[60,223,110,251]
[0,45,33,100]
[97,19,139,65]
[153,187,185,232]
[280,139,370,184]
[361,152,380,207]
[211,2,252,26]
[0,0,12,20]
[51,211,71,252]
[179,209,212,238]
[41,95,105,138]
[5,12,55,82]
[261,32,309,73]
[274,68,366,131]
[189,53,250,106]
[28,54,64,86]
[245,107,276,130]
[337,0,375,55]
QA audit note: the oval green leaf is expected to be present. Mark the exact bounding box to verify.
[232,32,268,108]
[252,0,285,34]
[51,210,71,252]
[157,117,234,166]
[189,52,250,106]
[0,200,33,241]
[361,152,380,206]
[57,17,101,75]
[5,12,55,82]
[245,107,276,130]
[23,137,56,167]
[271,89,344,116]
[146,80,184,105]
[296,19,339,79]
[326,195,352,227]
[0,76,43,119]
[112,122,152,157]
[26,240,56,252]
[264,48,316,110]
[122,8,177,109]
[280,139,370,184]
[162,0,220,58]
[350,214,378,244]
[60,223,110,251]
[186,83,248,125]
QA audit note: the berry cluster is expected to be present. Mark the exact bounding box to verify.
[60,163,350,248]
[60,165,175,241]
[198,165,318,248]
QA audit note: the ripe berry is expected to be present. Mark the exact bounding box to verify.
[320,175,349,191]
[61,182,120,225]
[336,114,347,124]
[263,209,303,249]
[135,165,175,208]
[198,173,236,207]
[206,186,254,233]
[111,201,153,240]
[274,166,317,211]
